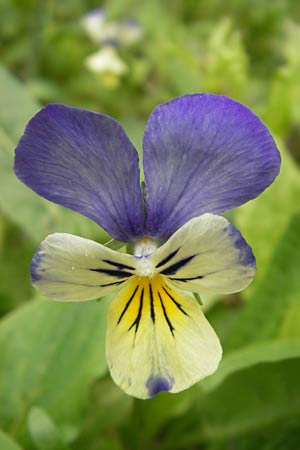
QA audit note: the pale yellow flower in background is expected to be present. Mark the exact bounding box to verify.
[85,46,128,88]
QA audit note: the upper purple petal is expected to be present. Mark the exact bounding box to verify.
[14,104,144,242]
[143,94,281,241]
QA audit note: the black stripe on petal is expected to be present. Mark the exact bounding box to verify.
[162,286,188,316]
[100,280,125,287]
[129,288,144,333]
[155,248,180,268]
[102,259,135,271]
[158,291,174,336]
[160,255,196,276]
[90,268,132,278]
[117,285,139,324]
[149,283,155,323]
[170,275,204,282]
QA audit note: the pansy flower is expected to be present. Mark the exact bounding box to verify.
[14,94,280,399]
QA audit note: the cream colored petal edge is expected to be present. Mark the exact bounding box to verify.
[151,213,256,295]
[106,275,222,399]
[31,233,136,301]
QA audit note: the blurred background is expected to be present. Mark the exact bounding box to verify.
[1,0,300,449]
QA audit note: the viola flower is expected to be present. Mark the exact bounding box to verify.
[85,46,128,88]
[14,94,280,399]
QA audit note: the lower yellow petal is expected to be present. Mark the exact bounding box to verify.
[106,274,222,399]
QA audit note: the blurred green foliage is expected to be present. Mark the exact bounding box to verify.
[1,0,300,449]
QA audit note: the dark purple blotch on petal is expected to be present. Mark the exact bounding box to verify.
[30,246,44,283]
[227,224,256,268]
[146,375,174,397]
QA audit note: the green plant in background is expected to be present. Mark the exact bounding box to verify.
[1,1,300,449]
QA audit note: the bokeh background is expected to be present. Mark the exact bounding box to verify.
[1,1,300,449]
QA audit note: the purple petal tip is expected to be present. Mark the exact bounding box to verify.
[146,375,174,397]
[228,224,256,268]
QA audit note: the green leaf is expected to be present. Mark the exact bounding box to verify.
[193,292,203,305]
[28,407,69,450]
[0,219,34,315]
[224,211,300,350]
[132,386,195,442]
[0,429,23,450]
[0,65,39,142]
[0,297,109,442]
[202,339,300,392]
[235,145,300,295]
[198,358,300,441]
[162,358,300,449]
[278,301,300,339]
[72,377,133,450]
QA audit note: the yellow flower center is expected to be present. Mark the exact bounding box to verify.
[115,274,188,335]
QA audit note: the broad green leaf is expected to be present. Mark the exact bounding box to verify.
[72,377,132,450]
[0,219,34,315]
[196,425,300,450]
[132,386,195,441]
[278,302,300,339]
[0,429,23,450]
[235,145,300,295]
[0,67,106,243]
[262,426,300,450]
[224,212,300,350]
[0,297,109,441]
[0,65,38,142]
[202,339,300,392]
[161,358,300,449]
[198,358,300,441]
[28,407,69,450]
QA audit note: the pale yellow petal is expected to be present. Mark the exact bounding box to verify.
[31,233,136,301]
[151,214,256,295]
[106,274,222,399]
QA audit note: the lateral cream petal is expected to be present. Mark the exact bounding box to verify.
[151,214,256,295]
[31,233,136,301]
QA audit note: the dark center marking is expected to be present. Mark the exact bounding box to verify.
[129,288,144,333]
[162,286,188,316]
[157,291,175,336]
[90,268,132,278]
[160,255,196,276]
[102,259,135,271]
[149,283,155,323]
[117,285,139,324]
[155,248,180,268]
[100,280,125,287]
[170,275,204,282]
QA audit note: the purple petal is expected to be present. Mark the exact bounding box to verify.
[143,94,281,240]
[14,104,144,242]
